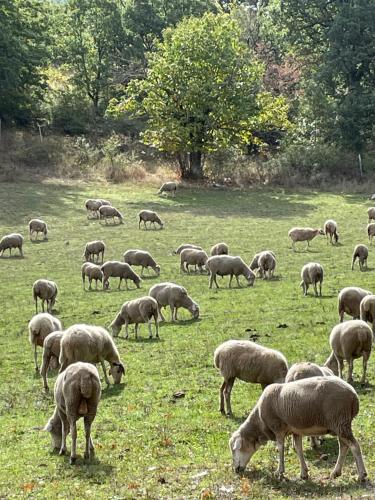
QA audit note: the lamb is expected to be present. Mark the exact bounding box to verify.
[367,223,375,244]
[324,320,372,384]
[29,219,48,240]
[288,227,324,251]
[40,331,64,391]
[180,248,208,273]
[110,296,159,339]
[85,198,111,218]
[214,339,288,416]
[324,219,339,245]
[33,279,58,313]
[123,249,160,276]
[59,324,125,386]
[28,312,62,372]
[0,233,23,257]
[338,286,372,322]
[210,242,229,256]
[83,240,105,263]
[367,207,375,222]
[351,244,368,271]
[99,205,123,224]
[206,255,255,289]
[101,261,141,290]
[44,361,101,464]
[149,282,199,321]
[300,262,324,297]
[360,294,375,331]
[138,210,164,230]
[229,377,367,482]
[257,251,276,279]
[173,243,202,255]
[81,263,103,290]
[158,181,177,196]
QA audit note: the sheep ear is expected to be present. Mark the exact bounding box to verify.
[234,437,243,450]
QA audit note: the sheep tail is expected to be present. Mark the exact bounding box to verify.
[80,373,93,400]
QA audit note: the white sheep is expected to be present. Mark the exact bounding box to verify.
[360,294,375,331]
[351,244,368,271]
[40,331,64,391]
[0,233,23,257]
[149,282,199,321]
[367,223,375,244]
[257,251,276,279]
[180,248,208,274]
[138,210,164,230]
[123,249,160,276]
[101,261,141,290]
[229,377,367,481]
[324,219,339,245]
[99,205,123,224]
[81,262,103,290]
[214,339,288,416]
[110,296,159,339]
[29,219,48,240]
[207,255,255,289]
[338,286,372,322]
[210,242,229,256]
[325,320,373,384]
[288,227,324,251]
[44,361,101,464]
[300,262,324,296]
[83,240,105,263]
[59,324,125,386]
[32,279,58,313]
[367,207,375,222]
[249,251,276,271]
[173,243,202,255]
[158,181,177,196]
[28,312,62,372]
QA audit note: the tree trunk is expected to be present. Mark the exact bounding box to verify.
[188,151,203,179]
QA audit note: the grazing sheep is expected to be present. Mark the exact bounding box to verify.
[180,248,208,274]
[367,207,375,222]
[29,219,48,240]
[28,312,62,372]
[338,286,372,322]
[158,181,177,196]
[85,199,111,218]
[210,242,229,256]
[214,339,288,416]
[44,361,101,464]
[207,255,255,289]
[324,219,339,245]
[81,263,103,290]
[83,240,105,263]
[360,295,375,331]
[33,279,58,313]
[229,377,367,481]
[123,249,160,276]
[101,261,141,290]
[40,331,64,391]
[324,320,372,384]
[257,251,276,279]
[59,324,125,386]
[351,244,368,271]
[149,282,199,321]
[367,223,375,244]
[173,243,202,255]
[138,210,164,230]
[99,205,123,224]
[300,262,324,297]
[249,251,276,271]
[110,296,159,339]
[288,227,324,251]
[0,233,23,257]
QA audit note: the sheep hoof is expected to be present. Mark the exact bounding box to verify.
[358,473,368,483]
[59,448,66,456]
[69,456,77,465]
[84,452,90,460]
[300,472,309,480]
[330,470,341,479]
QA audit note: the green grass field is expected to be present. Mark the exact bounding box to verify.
[1,181,375,499]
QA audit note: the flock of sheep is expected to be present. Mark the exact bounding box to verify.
[2,183,375,485]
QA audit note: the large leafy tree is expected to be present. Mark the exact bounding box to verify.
[116,13,289,178]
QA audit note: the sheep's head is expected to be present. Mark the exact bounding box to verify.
[155,265,161,276]
[229,432,260,474]
[334,232,339,244]
[189,302,200,319]
[109,362,125,384]
[110,319,121,337]
[246,270,255,286]
[103,279,110,290]
[318,229,325,235]
[135,277,142,289]
[44,413,62,449]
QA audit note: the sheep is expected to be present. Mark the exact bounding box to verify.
[158,181,177,196]
[351,244,368,271]
[367,223,375,244]
[324,320,372,385]
[138,210,164,230]
[173,243,202,255]
[123,249,160,276]
[210,242,229,256]
[180,248,208,274]
[85,198,111,218]
[206,255,255,289]
[249,251,276,271]
[0,233,23,257]
[229,377,367,482]
[360,294,375,331]
[288,227,324,251]
[40,331,64,391]
[149,282,199,321]
[257,251,276,279]
[83,240,105,263]
[44,361,101,464]
[338,286,372,322]
[59,324,125,386]
[81,263,103,290]
[324,219,339,245]
[300,262,324,297]
[214,339,288,416]
[29,219,48,240]
[32,279,58,313]
[100,261,141,290]
[99,205,123,224]
[28,312,62,372]
[367,207,375,222]
[110,296,159,339]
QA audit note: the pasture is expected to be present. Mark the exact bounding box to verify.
[1,181,375,499]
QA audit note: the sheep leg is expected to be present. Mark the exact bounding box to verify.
[35,298,38,314]
[154,318,159,338]
[174,308,179,321]
[361,353,369,384]
[141,266,144,277]
[40,355,49,391]
[336,356,344,379]
[347,436,367,481]
[347,358,354,383]
[319,281,322,296]
[101,359,111,386]
[124,321,129,339]
[135,323,139,339]
[224,377,235,416]
[147,320,152,339]
[293,434,309,479]
[313,282,318,297]
[170,306,176,322]
[228,274,233,288]
[331,437,349,478]
[41,300,45,312]
[213,275,219,288]
[89,278,92,291]
[84,417,93,460]
[292,241,296,252]
[219,381,226,414]
[69,418,78,464]
[58,411,68,456]
[209,274,214,289]
[276,437,286,479]
[159,307,165,322]
[235,275,241,287]
[118,278,122,290]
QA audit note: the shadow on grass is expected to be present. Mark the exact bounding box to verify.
[30,239,48,244]
[0,254,24,259]
[55,454,116,479]
[101,383,126,399]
